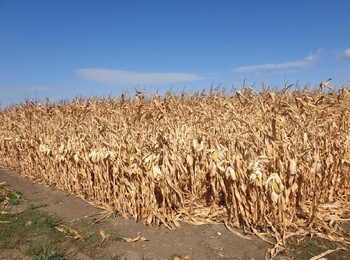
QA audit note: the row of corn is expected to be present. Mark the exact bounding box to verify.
[1,86,350,254]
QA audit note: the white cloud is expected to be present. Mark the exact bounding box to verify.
[337,48,350,60]
[76,69,203,85]
[234,49,322,72]
[304,48,323,62]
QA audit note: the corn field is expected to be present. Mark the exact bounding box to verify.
[1,85,350,256]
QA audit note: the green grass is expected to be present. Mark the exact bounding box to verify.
[26,203,49,210]
[0,186,66,259]
[0,209,65,255]
[29,242,66,260]
[35,253,66,260]
[284,236,350,260]
[0,186,129,259]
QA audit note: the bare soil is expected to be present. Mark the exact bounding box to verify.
[0,168,271,260]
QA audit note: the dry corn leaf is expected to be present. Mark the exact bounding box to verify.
[289,159,297,175]
[0,210,21,215]
[122,235,149,242]
[309,247,347,260]
[251,228,275,245]
[55,224,84,240]
[224,220,252,241]
[68,211,110,223]
[1,196,10,210]
[271,190,279,204]
[100,230,109,245]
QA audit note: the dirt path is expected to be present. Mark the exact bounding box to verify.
[0,168,272,260]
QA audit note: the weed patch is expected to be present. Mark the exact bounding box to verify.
[0,186,22,207]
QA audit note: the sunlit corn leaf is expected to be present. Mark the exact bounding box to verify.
[289,159,297,175]
[152,165,162,180]
[225,166,236,181]
[271,190,279,203]
[73,153,79,163]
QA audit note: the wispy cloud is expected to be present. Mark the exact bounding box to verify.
[234,49,323,72]
[337,48,350,60]
[76,69,203,85]
[234,60,311,72]
[304,48,323,61]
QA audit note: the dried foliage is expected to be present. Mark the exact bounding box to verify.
[1,85,350,257]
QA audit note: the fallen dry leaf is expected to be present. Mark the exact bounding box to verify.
[309,247,347,260]
[55,224,84,241]
[122,234,149,242]
[100,230,109,245]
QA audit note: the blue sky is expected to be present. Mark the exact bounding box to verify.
[1,0,350,108]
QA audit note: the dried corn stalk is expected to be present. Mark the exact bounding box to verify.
[1,86,350,256]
